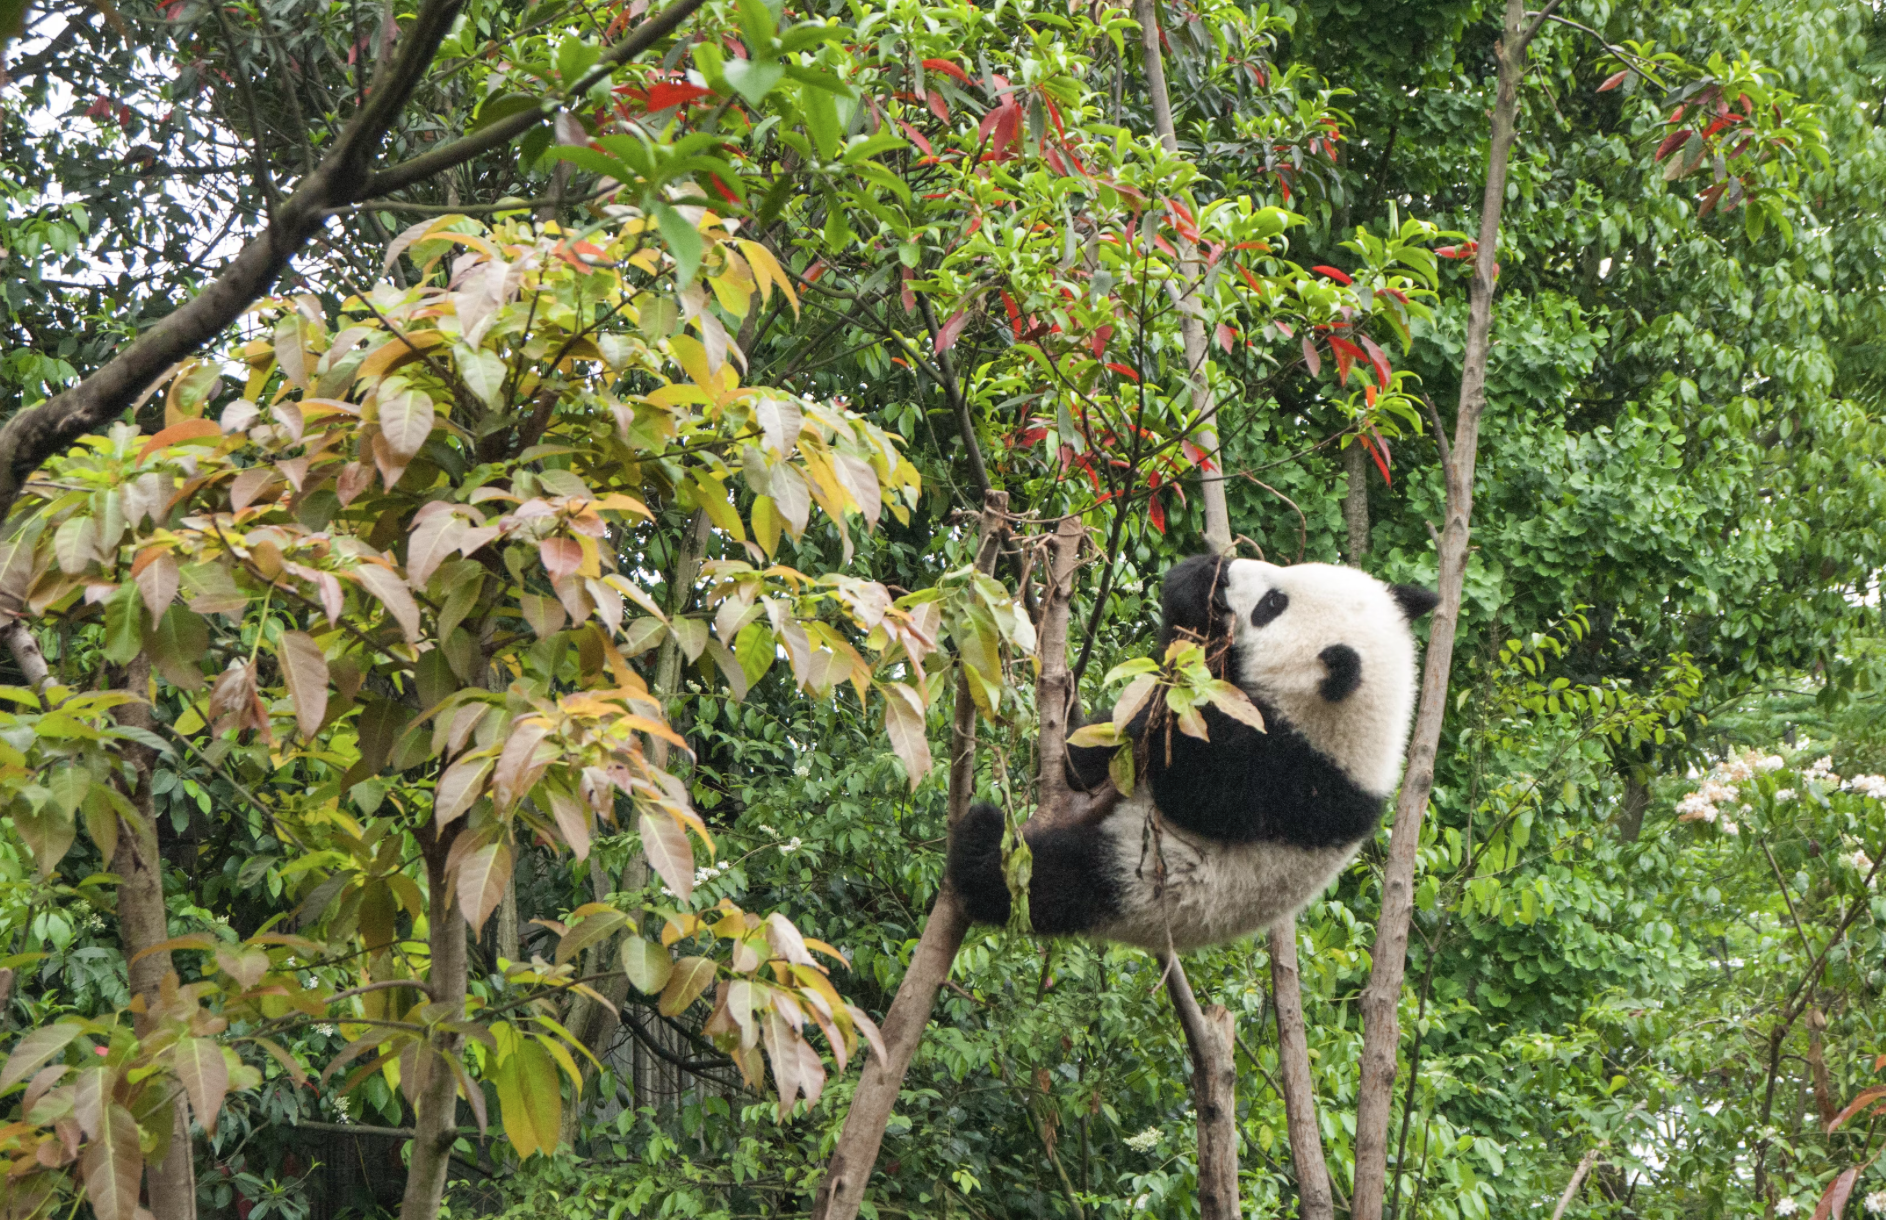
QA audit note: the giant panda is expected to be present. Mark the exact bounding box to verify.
[947,555,1437,952]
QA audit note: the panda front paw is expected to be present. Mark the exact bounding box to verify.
[946,802,1012,926]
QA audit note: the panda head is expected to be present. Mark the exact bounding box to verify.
[1161,555,1438,797]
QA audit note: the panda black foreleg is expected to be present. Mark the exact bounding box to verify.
[946,802,1119,936]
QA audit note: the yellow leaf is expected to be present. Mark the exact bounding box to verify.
[738,240,799,317]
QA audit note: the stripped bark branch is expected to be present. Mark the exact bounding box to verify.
[811,490,1010,1220]
[1349,1,1535,1214]
[1270,918,1334,1220]
[1160,953,1240,1219]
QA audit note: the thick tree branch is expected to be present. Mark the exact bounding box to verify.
[0,0,467,523]
[812,491,1010,1220]
[363,0,709,198]
[1349,1,1533,1215]
[1160,953,1239,1220]
[1133,0,1231,554]
[1270,919,1334,1220]
[0,0,707,527]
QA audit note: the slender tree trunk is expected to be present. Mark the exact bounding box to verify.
[114,655,196,1220]
[1161,955,1239,1220]
[1343,443,1371,563]
[1349,2,1542,1214]
[1269,919,1334,1220]
[812,491,1010,1220]
[1,619,49,687]
[1134,0,1231,555]
[400,822,468,1220]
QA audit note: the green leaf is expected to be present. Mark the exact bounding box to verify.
[655,203,705,285]
[620,935,674,994]
[101,584,146,665]
[659,955,716,1017]
[495,1034,560,1159]
[149,605,209,691]
[723,56,785,107]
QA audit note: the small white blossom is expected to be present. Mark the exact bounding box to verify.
[315,1024,336,1037]
[1721,820,1740,836]
[778,836,804,855]
[1845,774,1886,801]
[1774,1197,1799,1216]
[1864,1188,1886,1216]
[758,824,778,836]
[1805,756,1842,785]
[1124,1127,1161,1153]
[1757,754,1785,772]
[1774,789,1797,804]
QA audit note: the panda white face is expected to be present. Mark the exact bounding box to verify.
[1218,559,1424,798]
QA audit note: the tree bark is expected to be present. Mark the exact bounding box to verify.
[1161,955,1239,1220]
[114,655,196,1220]
[399,821,468,1220]
[1269,919,1334,1220]
[1133,0,1231,555]
[1032,516,1087,827]
[1343,443,1371,562]
[1,619,49,688]
[1349,2,1547,1215]
[811,490,1010,1220]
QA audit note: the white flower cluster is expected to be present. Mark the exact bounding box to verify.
[1774,789,1798,804]
[694,860,735,885]
[1805,755,1842,785]
[1843,838,1876,875]
[1844,774,1886,801]
[315,1024,337,1037]
[778,836,805,855]
[1865,1188,1886,1216]
[1677,751,1785,833]
[758,823,778,837]
[1124,1127,1161,1153]
[1774,1197,1799,1216]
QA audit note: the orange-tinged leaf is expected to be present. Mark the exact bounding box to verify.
[379,387,437,459]
[350,562,422,642]
[79,1103,142,1220]
[639,810,695,901]
[355,329,446,384]
[1825,1085,1886,1132]
[136,418,222,465]
[456,842,512,932]
[1,1023,82,1090]
[171,1037,229,1133]
[880,681,931,791]
[278,630,329,740]
[1204,681,1266,733]
[434,754,492,826]
[659,956,716,1017]
[1812,1167,1858,1220]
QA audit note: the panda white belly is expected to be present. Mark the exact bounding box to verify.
[1085,789,1363,953]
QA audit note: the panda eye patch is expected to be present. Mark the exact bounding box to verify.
[1250,588,1289,628]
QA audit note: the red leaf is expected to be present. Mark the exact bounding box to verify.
[1312,264,1353,285]
[1301,334,1321,376]
[1090,325,1113,356]
[1654,130,1688,162]
[645,82,714,109]
[1363,431,1392,485]
[1812,1167,1858,1220]
[1597,70,1628,92]
[1147,491,1165,533]
[1825,1085,1886,1132]
[1238,265,1265,295]
[921,58,973,85]
[708,173,740,203]
[934,310,969,353]
[898,121,933,157]
[1105,362,1140,381]
[1328,335,1363,386]
[899,267,916,313]
[1044,145,1067,176]
[1216,322,1235,353]
[1000,291,1023,340]
[1697,181,1727,218]
[926,91,949,122]
[1274,320,1293,339]
[1359,334,1392,388]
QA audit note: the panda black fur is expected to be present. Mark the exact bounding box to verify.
[947,555,1437,952]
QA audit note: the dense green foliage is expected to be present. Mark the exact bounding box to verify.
[1,0,1883,1216]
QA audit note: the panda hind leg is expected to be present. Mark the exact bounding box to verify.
[945,802,1120,937]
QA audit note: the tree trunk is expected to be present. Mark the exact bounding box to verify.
[1134,0,1231,555]
[1161,956,1239,1219]
[399,822,467,1220]
[114,655,196,1220]
[1348,2,1542,1215]
[1343,443,1371,562]
[811,491,1010,1220]
[1269,919,1333,1220]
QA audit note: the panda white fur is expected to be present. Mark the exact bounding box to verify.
[947,555,1437,952]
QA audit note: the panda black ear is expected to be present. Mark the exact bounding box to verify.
[1160,555,1230,643]
[1391,584,1440,620]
